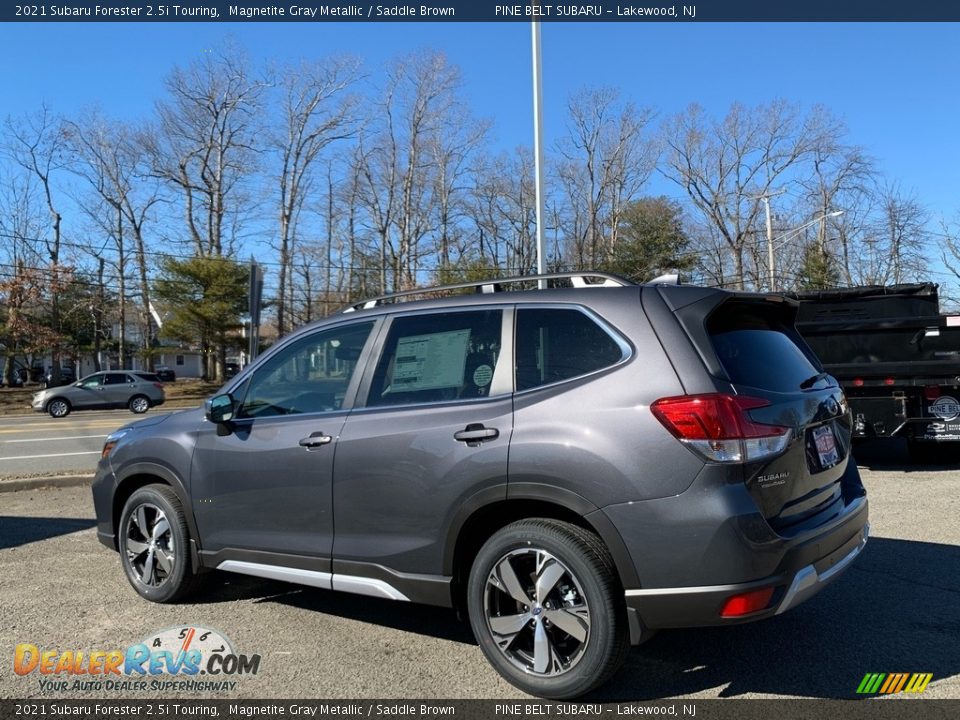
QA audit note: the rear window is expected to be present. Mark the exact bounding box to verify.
[708,302,821,392]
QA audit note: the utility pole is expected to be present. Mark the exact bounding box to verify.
[531,17,547,288]
[756,188,787,291]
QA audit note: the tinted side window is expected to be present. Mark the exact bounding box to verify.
[515,308,626,391]
[238,321,375,418]
[103,373,129,385]
[708,302,821,392]
[367,310,503,407]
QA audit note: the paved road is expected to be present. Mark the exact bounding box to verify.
[1,450,958,701]
[0,409,179,478]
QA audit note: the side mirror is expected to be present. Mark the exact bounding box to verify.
[206,393,235,424]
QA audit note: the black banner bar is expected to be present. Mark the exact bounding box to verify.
[1,699,958,720]
[4,1,960,23]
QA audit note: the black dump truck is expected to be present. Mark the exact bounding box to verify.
[788,283,960,462]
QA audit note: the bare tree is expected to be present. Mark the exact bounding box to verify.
[661,100,827,289]
[144,43,265,259]
[555,87,656,269]
[142,44,265,379]
[469,148,538,274]
[3,106,70,382]
[870,183,929,285]
[356,51,467,292]
[0,171,48,385]
[65,111,162,369]
[273,55,360,336]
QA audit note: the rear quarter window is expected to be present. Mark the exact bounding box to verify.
[708,302,821,392]
[515,307,627,391]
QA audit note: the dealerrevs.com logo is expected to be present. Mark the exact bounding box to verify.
[14,626,260,693]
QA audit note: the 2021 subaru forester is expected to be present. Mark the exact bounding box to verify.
[91,273,868,698]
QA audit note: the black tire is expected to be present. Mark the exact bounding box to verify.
[129,395,150,414]
[47,398,71,418]
[467,519,629,699]
[118,484,203,603]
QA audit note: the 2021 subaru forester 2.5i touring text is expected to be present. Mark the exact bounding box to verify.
[91,273,868,698]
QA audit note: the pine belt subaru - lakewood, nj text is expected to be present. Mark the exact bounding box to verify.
[90,273,868,698]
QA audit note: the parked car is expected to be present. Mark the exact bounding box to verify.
[224,361,240,379]
[91,273,868,699]
[155,366,176,382]
[39,365,76,389]
[0,369,25,388]
[32,371,165,418]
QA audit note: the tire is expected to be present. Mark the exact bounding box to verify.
[118,484,203,603]
[467,519,629,699]
[47,398,71,418]
[129,395,150,414]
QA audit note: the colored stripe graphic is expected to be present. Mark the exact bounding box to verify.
[857,672,932,694]
[880,673,909,694]
[857,673,886,694]
[905,673,933,693]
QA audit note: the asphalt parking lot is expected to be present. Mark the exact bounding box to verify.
[1,440,958,701]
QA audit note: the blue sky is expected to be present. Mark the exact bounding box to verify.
[2,21,958,280]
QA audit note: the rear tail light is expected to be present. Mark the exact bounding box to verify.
[924,385,941,401]
[720,586,776,618]
[651,393,790,464]
[852,378,864,387]
[154,383,165,391]
[884,377,896,386]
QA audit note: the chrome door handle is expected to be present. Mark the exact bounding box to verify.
[454,424,499,446]
[299,432,332,448]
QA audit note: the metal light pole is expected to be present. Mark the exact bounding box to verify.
[531,20,547,288]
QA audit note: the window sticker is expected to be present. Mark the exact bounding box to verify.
[390,329,471,392]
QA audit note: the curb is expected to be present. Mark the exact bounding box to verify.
[0,475,94,493]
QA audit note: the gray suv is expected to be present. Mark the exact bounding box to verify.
[91,273,868,698]
[33,371,166,418]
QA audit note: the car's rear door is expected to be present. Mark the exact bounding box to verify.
[332,307,513,587]
[101,372,133,407]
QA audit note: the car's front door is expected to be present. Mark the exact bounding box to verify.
[190,319,378,565]
[333,308,513,583]
[71,374,104,409]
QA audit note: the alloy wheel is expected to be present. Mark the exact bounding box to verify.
[130,396,149,413]
[484,548,591,677]
[124,503,175,587]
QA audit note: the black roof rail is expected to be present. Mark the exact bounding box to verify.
[341,271,635,313]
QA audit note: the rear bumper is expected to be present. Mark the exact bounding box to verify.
[607,460,869,641]
[774,521,868,615]
[622,516,868,638]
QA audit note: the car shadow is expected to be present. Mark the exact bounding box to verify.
[594,536,960,700]
[0,516,97,549]
[193,536,959,699]
[193,572,475,645]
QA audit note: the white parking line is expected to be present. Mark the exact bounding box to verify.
[0,451,101,461]
[2,435,108,443]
